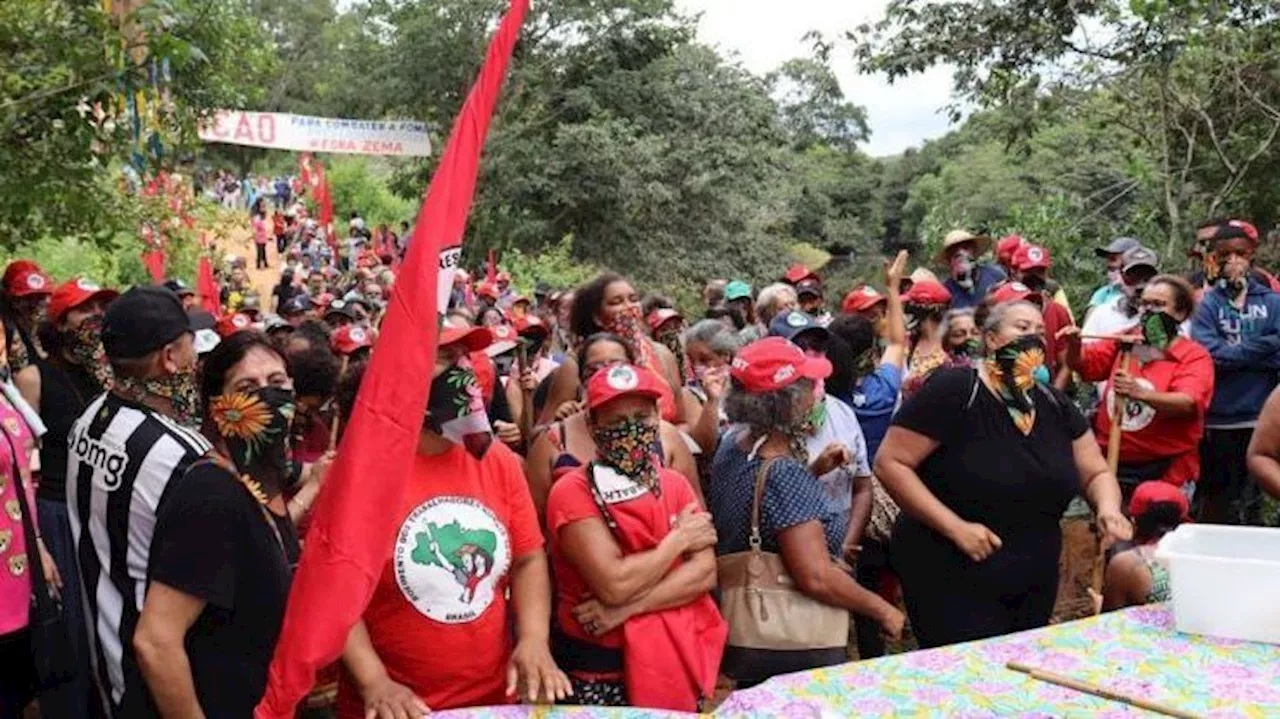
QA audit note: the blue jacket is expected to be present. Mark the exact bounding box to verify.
[1190,278,1280,426]
[944,263,1006,309]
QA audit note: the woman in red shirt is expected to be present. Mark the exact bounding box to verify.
[1063,275,1213,502]
[546,364,725,710]
[338,325,570,717]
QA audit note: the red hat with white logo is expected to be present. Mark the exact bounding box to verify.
[1013,244,1052,272]
[647,308,682,333]
[515,315,549,338]
[1129,480,1191,522]
[841,285,885,314]
[988,281,1044,307]
[996,234,1027,265]
[484,323,520,357]
[331,325,376,356]
[585,363,665,411]
[902,280,952,307]
[3,261,53,297]
[48,277,119,323]
[440,323,493,352]
[731,337,831,394]
[215,313,253,338]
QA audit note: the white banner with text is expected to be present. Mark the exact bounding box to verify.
[199,111,432,157]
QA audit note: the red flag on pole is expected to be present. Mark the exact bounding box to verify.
[254,2,529,716]
[196,255,221,316]
[486,248,497,284]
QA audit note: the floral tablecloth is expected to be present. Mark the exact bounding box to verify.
[718,604,1280,718]
[438,605,1280,718]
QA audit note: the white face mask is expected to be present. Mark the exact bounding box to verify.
[1106,269,1121,287]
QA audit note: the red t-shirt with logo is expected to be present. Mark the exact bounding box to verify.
[1042,297,1074,373]
[545,465,698,650]
[336,442,543,715]
[1078,337,1214,486]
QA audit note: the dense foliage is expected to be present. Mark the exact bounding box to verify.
[7,0,1280,304]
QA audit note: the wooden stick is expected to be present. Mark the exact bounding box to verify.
[515,343,534,444]
[328,355,350,450]
[1080,333,1145,343]
[1006,662,1200,719]
[1095,345,1133,595]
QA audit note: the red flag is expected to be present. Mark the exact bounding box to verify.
[486,248,497,284]
[299,153,314,188]
[196,255,221,316]
[141,250,166,282]
[254,2,529,716]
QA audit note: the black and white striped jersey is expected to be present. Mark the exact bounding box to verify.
[65,391,211,717]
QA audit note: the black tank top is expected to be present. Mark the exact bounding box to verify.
[36,358,102,501]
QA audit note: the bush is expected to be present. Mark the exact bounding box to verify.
[322,156,416,229]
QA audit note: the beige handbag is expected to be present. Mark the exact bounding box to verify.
[717,457,850,650]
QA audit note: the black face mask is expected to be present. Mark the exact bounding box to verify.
[209,386,298,496]
[493,353,516,377]
[425,363,493,458]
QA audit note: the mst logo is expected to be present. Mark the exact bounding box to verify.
[71,426,128,491]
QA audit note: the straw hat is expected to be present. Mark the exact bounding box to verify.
[935,229,991,264]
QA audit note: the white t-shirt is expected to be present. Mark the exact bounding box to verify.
[806,396,871,518]
[1081,296,1139,342]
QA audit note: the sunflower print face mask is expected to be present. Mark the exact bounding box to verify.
[985,335,1046,435]
[210,386,297,494]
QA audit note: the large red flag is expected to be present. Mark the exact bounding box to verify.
[255,2,529,716]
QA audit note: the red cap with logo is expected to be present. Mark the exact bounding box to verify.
[841,285,885,314]
[586,363,665,410]
[215,313,253,338]
[440,323,493,352]
[1128,480,1191,521]
[988,281,1043,306]
[997,234,1027,264]
[331,325,376,356]
[783,264,819,285]
[731,337,831,394]
[48,278,119,323]
[515,315,549,337]
[647,308,682,332]
[3,261,53,297]
[1013,244,1052,271]
[902,280,952,307]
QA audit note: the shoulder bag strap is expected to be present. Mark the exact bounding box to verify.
[585,463,624,544]
[748,456,780,552]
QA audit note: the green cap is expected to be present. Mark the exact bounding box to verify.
[725,280,752,301]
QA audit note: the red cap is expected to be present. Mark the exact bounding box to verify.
[903,280,952,307]
[997,234,1027,264]
[1129,481,1191,521]
[3,261,53,297]
[315,292,335,308]
[48,278,118,323]
[783,264,819,285]
[841,285,885,314]
[647,308,682,332]
[215,313,253,338]
[440,324,493,352]
[331,325,376,356]
[1013,244,1052,271]
[731,337,832,393]
[476,282,499,300]
[585,363,665,411]
[988,281,1043,306]
[515,315,549,337]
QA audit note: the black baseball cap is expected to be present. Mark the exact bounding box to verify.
[281,294,313,316]
[768,310,830,343]
[1094,237,1140,258]
[323,299,359,321]
[163,278,194,297]
[103,286,198,360]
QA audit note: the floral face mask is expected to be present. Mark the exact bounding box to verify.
[600,305,652,366]
[210,386,297,497]
[60,315,113,392]
[985,334,1046,435]
[591,415,662,494]
[425,360,493,458]
[116,368,202,429]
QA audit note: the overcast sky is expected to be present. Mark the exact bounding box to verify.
[675,0,957,157]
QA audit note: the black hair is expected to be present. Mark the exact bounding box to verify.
[828,314,876,358]
[1148,274,1197,318]
[336,358,368,427]
[294,319,332,347]
[640,293,675,319]
[36,321,61,359]
[705,305,745,331]
[824,333,856,399]
[199,330,291,401]
[570,272,625,341]
[1134,501,1185,544]
[575,332,636,383]
[288,343,341,402]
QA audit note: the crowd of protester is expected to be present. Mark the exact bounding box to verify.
[2,215,1280,718]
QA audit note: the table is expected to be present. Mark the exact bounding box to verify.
[718,605,1280,718]
[438,605,1280,718]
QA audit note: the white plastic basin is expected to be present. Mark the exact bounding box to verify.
[1155,524,1280,645]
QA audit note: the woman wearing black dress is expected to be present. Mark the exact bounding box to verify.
[875,300,1131,648]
